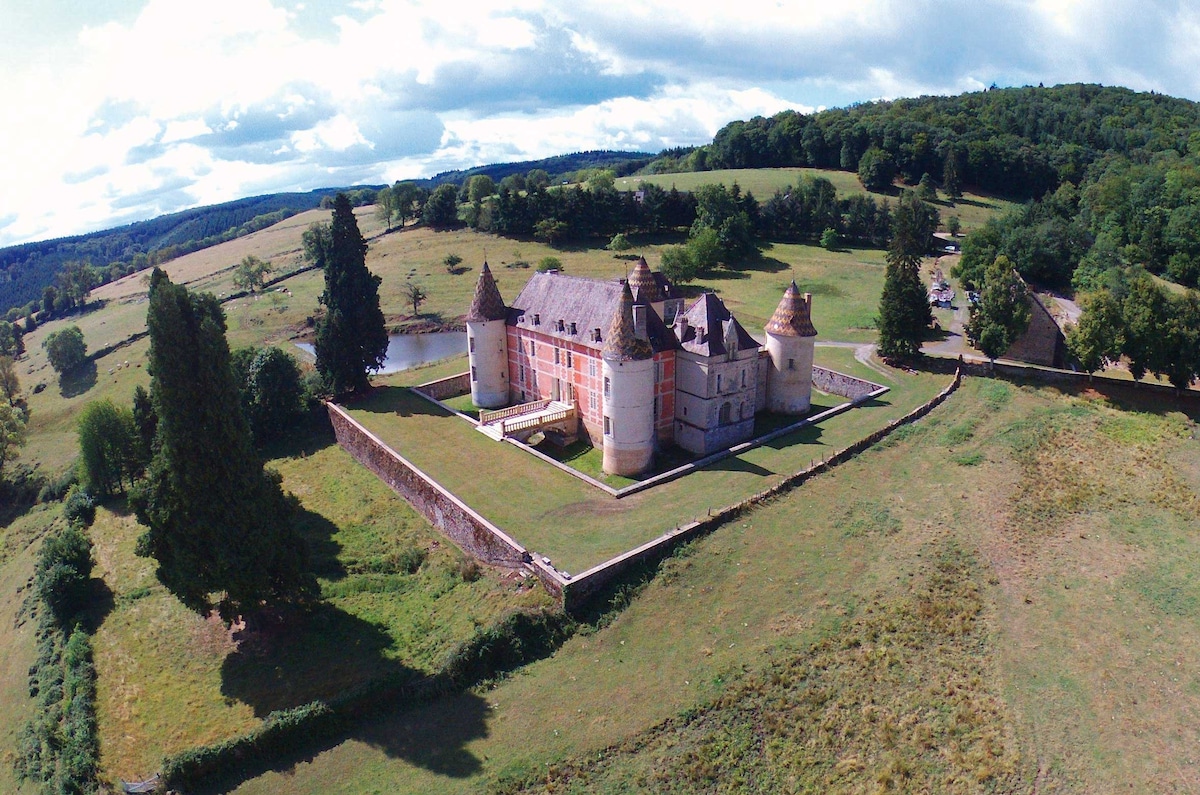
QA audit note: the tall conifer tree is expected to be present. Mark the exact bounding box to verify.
[314,194,389,395]
[132,269,313,623]
[877,191,934,360]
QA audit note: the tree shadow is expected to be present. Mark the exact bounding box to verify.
[78,576,116,634]
[58,360,97,397]
[211,603,490,790]
[349,386,453,418]
[705,455,775,477]
[762,422,824,450]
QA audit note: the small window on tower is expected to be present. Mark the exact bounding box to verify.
[471,366,477,382]
[741,369,746,387]
[603,376,610,397]
[469,336,475,353]
[788,358,795,370]
[604,416,612,436]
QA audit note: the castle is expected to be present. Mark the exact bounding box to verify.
[465,258,817,476]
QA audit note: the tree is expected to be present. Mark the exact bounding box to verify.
[942,149,963,200]
[42,285,58,317]
[0,321,21,357]
[820,227,840,250]
[0,355,18,406]
[302,221,332,269]
[946,215,962,236]
[1160,291,1200,389]
[877,192,933,360]
[964,256,1032,362]
[314,194,389,396]
[858,147,898,192]
[917,172,938,201]
[0,401,26,479]
[402,281,427,316]
[1066,290,1123,374]
[423,184,461,228]
[243,347,305,444]
[77,399,139,497]
[58,261,98,310]
[607,233,632,252]
[43,326,88,374]
[1120,272,1169,381]
[391,181,421,226]
[374,185,397,231]
[131,268,314,623]
[232,255,272,293]
[443,253,464,273]
[537,257,563,272]
[659,245,698,285]
[526,169,550,189]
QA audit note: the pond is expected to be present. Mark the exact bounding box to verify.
[295,331,466,374]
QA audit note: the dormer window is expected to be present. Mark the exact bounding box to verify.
[533,313,541,325]
[557,319,565,332]
[569,322,577,335]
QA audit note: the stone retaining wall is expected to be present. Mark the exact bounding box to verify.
[415,372,471,400]
[812,365,883,400]
[958,357,1200,402]
[326,402,564,602]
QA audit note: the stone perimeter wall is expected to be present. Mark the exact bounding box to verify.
[326,402,566,602]
[559,367,961,611]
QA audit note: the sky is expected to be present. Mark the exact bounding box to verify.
[2,0,1199,248]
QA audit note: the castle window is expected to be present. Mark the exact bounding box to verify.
[716,373,722,393]
[593,327,602,341]
[533,313,541,325]
[788,358,795,370]
[518,364,524,383]
[589,391,597,411]
[603,376,610,397]
[570,322,577,335]
[532,372,538,390]
[557,319,565,332]
[471,366,477,382]
[741,369,746,387]
[554,348,560,364]
[604,415,612,436]
[589,359,597,377]
[683,406,688,417]
[469,336,475,353]
[566,351,573,368]
[530,341,536,357]
[654,395,660,419]
[719,402,731,425]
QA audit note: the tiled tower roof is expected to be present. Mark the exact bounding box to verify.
[465,262,507,322]
[602,282,653,361]
[764,281,817,337]
[628,257,663,304]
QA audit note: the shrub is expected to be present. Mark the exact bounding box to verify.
[63,486,96,527]
[35,525,95,626]
[537,257,564,272]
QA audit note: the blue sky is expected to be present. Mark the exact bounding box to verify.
[2,0,1197,247]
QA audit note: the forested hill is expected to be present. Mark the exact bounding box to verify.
[424,149,653,187]
[0,190,341,313]
[663,84,1200,200]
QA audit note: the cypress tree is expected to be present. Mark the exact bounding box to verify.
[314,194,389,395]
[877,191,934,360]
[131,269,314,624]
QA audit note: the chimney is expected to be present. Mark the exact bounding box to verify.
[804,292,812,307]
[632,304,648,340]
[677,315,689,338]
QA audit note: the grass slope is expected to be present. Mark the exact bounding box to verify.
[225,376,1200,795]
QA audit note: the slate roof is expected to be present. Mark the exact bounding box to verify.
[764,281,818,337]
[603,283,654,361]
[676,293,759,357]
[465,262,507,322]
[507,272,676,354]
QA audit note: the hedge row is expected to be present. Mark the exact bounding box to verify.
[161,606,574,792]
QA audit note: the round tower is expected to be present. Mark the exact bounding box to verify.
[601,283,656,476]
[465,262,509,408]
[764,281,818,414]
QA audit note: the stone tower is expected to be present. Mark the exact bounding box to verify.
[764,281,817,414]
[465,262,509,408]
[601,282,656,476]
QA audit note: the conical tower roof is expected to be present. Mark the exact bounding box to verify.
[627,257,662,304]
[765,281,817,337]
[602,283,653,361]
[465,262,507,322]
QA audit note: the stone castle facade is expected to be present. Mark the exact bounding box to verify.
[465,258,818,476]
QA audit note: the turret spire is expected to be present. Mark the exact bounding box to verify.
[602,283,653,361]
[764,281,817,337]
[465,262,507,322]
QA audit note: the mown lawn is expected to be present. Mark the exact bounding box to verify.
[228,375,1200,795]
[344,346,950,575]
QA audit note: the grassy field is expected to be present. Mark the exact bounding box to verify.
[221,375,1200,795]
[88,419,554,785]
[615,167,1016,235]
[346,346,949,575]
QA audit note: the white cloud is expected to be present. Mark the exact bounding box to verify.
[2,0,1200,248]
